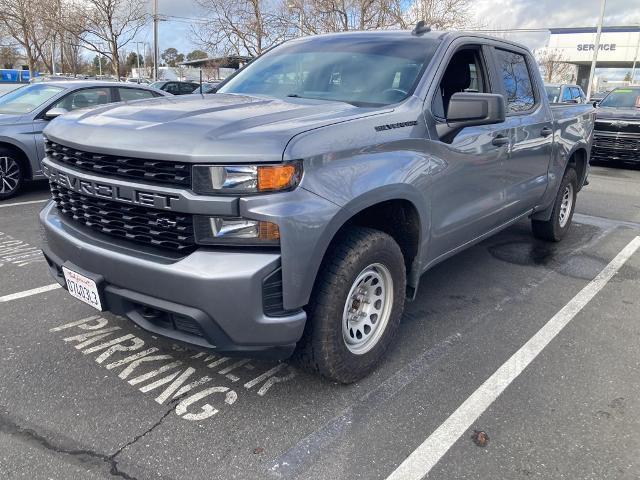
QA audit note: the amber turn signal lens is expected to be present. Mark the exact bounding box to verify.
[259,221,280,240]
[257,164,299,192]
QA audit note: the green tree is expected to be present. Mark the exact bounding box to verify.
[161,47,180,67]
[92,55,110,76]
[125,51,143,74]
[187,49,208,61]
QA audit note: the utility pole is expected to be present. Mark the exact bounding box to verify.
[153,0,159,81]
[135,41,143,83]
[51,36,56,75]
[586,0,606,100]
[631,31,640,84]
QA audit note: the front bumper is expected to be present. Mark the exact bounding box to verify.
[40,202,306,359]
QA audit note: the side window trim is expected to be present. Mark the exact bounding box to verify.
[489,46,539,116]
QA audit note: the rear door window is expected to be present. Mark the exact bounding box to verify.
[118,88,156,101]
[494,49,536,113]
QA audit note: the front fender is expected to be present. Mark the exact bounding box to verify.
[241,155,433,310]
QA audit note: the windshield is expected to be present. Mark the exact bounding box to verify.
[150,81,165,89]
[599,88,640,108]
[218,35,441,107]
[0,84,65,114]
[545,86,561,103]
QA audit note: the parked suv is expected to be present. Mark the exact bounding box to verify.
[40,30,594,382]
[0,81,168,199]
[591,86,640,164]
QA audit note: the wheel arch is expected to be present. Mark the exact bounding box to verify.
[310,187,428,303]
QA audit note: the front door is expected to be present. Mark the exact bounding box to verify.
[426,45,511,262]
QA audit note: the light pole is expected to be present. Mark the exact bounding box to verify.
[153,0,159,80]
[586,0,606,100]
[135,41,144,83]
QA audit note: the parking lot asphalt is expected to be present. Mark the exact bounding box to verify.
[0,164,639,480]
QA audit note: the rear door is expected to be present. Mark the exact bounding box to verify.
[491,47,553,218]
[426,43,512,261]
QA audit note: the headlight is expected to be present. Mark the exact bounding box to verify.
[192,162,302,195]
[194,216,280,246]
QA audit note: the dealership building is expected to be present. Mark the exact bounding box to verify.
[545,26,640,91]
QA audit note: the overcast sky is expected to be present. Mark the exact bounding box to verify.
[140,0,640,79]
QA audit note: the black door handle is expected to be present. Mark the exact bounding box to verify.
[540,127,553,137]
[492,134,510,147]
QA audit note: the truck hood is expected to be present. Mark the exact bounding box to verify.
[0,113,27,127]
[595,107,640,121]
[44,93,385,163]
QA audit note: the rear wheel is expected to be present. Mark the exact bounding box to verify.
[0,152,24,200]
[294,227,406,383]
[532,167,577,242]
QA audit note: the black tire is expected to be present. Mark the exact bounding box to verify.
[294,226,406,383]
[532,168,578,242]
[0,150,24,200]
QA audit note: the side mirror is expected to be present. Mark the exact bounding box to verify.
[592,101,600,108]
[438,93,506,140]
[44,107,68,120]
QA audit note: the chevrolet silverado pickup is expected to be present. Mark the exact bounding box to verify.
[40,28,595,383]
[591,86,640,164]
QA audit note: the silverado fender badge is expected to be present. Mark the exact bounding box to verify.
[374,121,418,132]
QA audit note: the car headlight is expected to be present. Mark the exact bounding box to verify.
[192,162,302,195]
[194,216,280,246]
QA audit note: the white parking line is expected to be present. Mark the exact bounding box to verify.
[386,235,640,480]
[0,199,48,209]
[0,284,61,303]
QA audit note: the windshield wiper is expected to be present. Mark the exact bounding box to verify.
[285,93,378,108]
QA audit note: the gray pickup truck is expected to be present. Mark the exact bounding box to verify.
[40,29,594,383]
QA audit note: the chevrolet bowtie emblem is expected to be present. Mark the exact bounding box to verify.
[155,217,177,229]
[609,120,629,128]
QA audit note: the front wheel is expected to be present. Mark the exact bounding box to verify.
[532,167,577,242]
[294,227,406,383]
[0,153,24,200]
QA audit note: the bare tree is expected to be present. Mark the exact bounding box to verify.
[400,0,473,30]
[297,0,401,33]
[67,0,148,78]
[0,0,51,77]
[192,0,289,57]
[535,48,576,83]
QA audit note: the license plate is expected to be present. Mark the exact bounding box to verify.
[62,266,103,311]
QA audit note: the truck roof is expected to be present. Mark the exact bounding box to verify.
[284,29,532,53]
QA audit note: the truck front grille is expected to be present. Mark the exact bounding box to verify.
[592,132,640,162]
[50,182,196,252]
[45,140,192,188]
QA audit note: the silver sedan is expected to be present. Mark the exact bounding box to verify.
[0,81,169,199]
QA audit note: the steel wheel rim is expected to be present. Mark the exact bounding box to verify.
[342,263,394,355]
[558,183,573,228]
[0,157,20,194]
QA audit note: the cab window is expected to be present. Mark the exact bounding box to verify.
[432,47,489,119]
[494,49,535,113]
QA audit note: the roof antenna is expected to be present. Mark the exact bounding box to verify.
[412,20,431,35]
